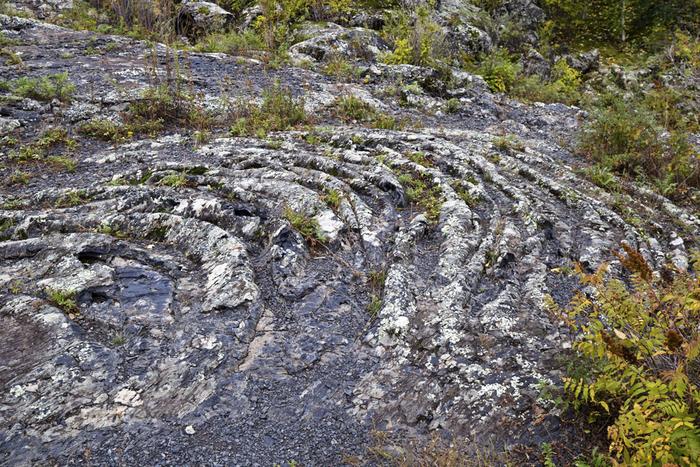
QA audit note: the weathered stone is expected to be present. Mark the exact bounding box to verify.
[178,1,234,39]
[0,11,697,467]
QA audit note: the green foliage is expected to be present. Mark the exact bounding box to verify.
[9,129,77,171]
[333,95,404,130]
[6,73,75,103]
[283,207,327,246]
[158,173,189,187]
[195,30,265,55]
[321,188,341,210]
[322,56,361,81]
[542,0,700,48]
[46,288,79,314]
[121,48,214,136]
[229,82,307,137]
[493,134,525,154]
[444,98,461,113]
[512,59,583,105]
[396,169,443,224]
[381,5,445,66]
[79,115,164,142]
[578,93,699,199]
[552,246,700,465]
[451,180,481,208]
[55,190,91,208]
[56,0,179,42]
[0,48,23,66]
[367,294,382,317]
[541,442,556,467]
[476,48,521,93]
[581,164,620,192]
[8,171,30,185]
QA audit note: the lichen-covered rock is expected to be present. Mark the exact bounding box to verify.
[0,11,698,467]
[290,24,390,63]
[178,0,234,39]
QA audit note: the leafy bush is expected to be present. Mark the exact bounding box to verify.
[395,168,443,223]
[381,5,445,67]
[541,0,700,48]
[578,94,699,198]
[10,128,77,171]
[127,49,213,132]
[229,82,307,137]
[79,118,162,142]
[476,48,521,93]
[7,73,75,103]
[506,59,582,105]
[332,95,404,130]
[551,245,700,465]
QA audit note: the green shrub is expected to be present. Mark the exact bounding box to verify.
[381,5,445,66]
[322,55,361,81]
[10,129,77,169]
[55,190,91,207]
[577,94,699,198]
[333,95,404,130]
[396,169,443,223]
[541,0,700,48]
[195,30,265,55]
[229,82,307,137]
[46,288,79,314]
[158,173,189,187]
[581,164,620,192]
[550,245,700,465]
[321,188,341,210]
[8,73,75,103]
[283,206,327,246]
[513,58,583,105]
[79,117,161,142]
[476,48,521,93]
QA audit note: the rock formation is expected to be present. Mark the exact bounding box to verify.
[0,4,697,465]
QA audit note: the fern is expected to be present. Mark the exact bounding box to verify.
[552,246,700,465]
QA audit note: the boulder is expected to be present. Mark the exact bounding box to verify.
[177,1,234,39]
[290,24,390,63]
[565,49,601,74]
[522,48,551,79]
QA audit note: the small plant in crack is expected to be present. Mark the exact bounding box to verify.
[0,218,14,235]
[367,269,386,293]
[146,225,169,242]
[451,181,481,208]
[8,171,30,185]
[8,280,22,294]
[111,334,126,346]
[367,294,383,318]
[158,173,189,188]
[408,151,433,167]
[321,188,342,211]
[228,82,307,138]
[96,222,127,239]
[6,72,75,103]
[493,134,525,154]
[333,95,405,130]
[283,207,327,247]
[46,288,79,314]
[396,169,443,224]
[54,189,91,208]
[484,248,499,270]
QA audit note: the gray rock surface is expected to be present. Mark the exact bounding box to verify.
[0,11,698,466]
